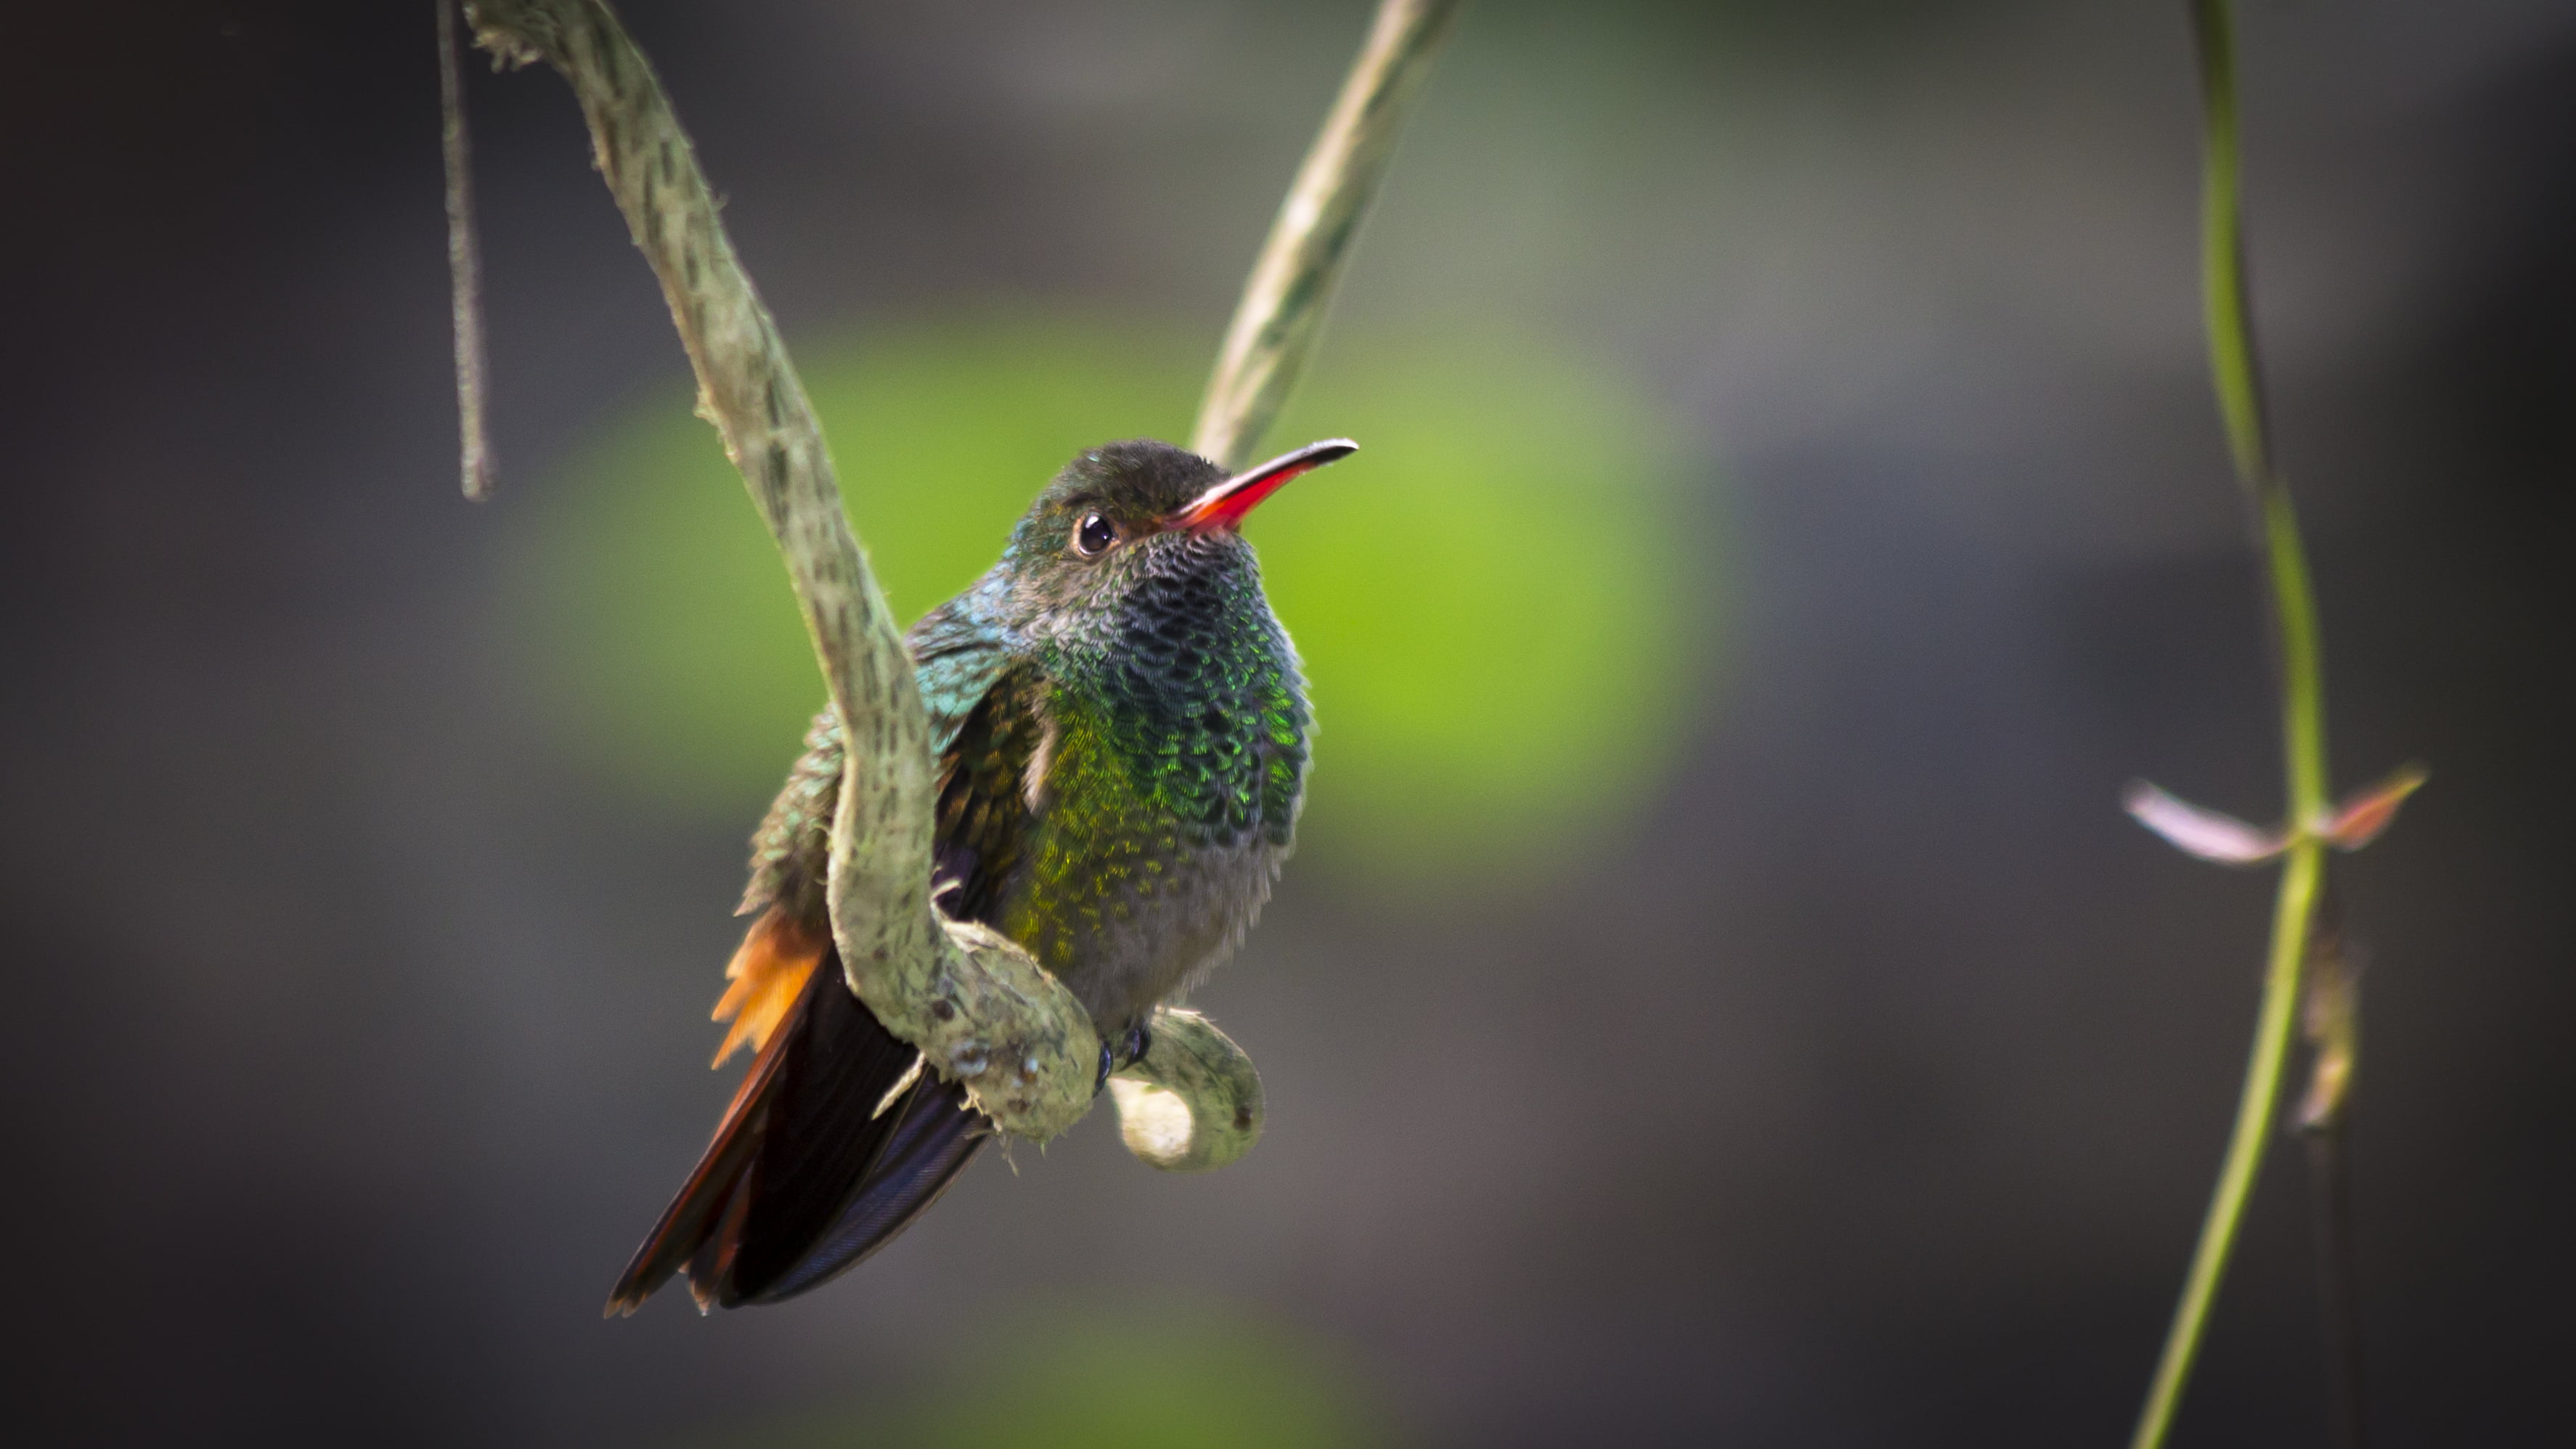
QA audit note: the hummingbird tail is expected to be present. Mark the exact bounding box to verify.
[604,908,990,1315]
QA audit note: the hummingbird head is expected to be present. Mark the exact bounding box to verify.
[989,437,1355,648]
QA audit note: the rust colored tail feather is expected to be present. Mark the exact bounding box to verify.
[605,910,990,1315]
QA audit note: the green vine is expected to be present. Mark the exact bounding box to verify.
[2123,4,2422,1445]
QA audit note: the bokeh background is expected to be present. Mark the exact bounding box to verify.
[5,1,2572,1444]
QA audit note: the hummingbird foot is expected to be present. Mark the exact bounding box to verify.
[1120,1021,1154,1069]
[1091,1021,1157,1096]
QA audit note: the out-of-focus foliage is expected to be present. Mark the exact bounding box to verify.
[510,315,1721,888]
[694,1304,1387,1449]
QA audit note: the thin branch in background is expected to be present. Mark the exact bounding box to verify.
[2191,0,2272,497]
[1191,0,1466,470]
[436,0,494,501]
[2296,889,2369,1449]
[2124,3,2419,1446]
[2303,1124,2367,1449]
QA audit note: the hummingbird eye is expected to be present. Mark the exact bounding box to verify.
[1072,512,1118,558]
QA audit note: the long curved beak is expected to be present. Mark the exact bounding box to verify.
[1171,438,1358,533]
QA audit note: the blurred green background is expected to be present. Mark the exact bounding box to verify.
[699,1301,1385,1449]
[511,315,1720,888]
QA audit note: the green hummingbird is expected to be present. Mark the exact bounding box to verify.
[606,436,1356,1314]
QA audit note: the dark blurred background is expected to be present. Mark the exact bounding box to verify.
[4,1,2572,1445]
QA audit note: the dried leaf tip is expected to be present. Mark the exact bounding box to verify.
[2124,762,2428,866]
[2293,908,2361,1135]
[2320,762,2429,852]
[2123,781,2287,865]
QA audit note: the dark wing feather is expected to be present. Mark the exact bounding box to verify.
[704,944,980,1305]
[603,925,813,1316]
[708,670,1043,1304]
[931,669,1045,924]
[737,598,1009,923]
[736,1075,987,1304]
[608,597,1047,1313]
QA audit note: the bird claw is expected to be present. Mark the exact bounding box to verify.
[1091,1023,1156,1098]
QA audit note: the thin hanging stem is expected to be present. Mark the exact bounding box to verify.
[2306,1124,2369,1449]
[2127,3,2342,1445]
[2297,885,2370,1449]
[437,0,495,501]
[2131,841,2322,1449]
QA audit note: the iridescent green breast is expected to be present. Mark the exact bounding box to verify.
[743,506,1312,1038]
[998,537,1309,1029]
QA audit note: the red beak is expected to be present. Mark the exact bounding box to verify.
[1170,438,1357,533]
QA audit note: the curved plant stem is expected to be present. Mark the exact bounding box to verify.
[1191,0,1466,470]
[452,0,1462,1153]
[2129,839,2320,1449]
[467,0,1099,1139]
[2129,4,2339,1445]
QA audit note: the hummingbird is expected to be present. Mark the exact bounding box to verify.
[606,436,1356,1314]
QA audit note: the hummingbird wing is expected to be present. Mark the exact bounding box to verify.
[701,936,988,1307]
[607,604,1031,1313]
[929,668,1046,923]
[733,595,1012,921]
[910,591,1016,754]
[714,667,1048,1306]
[910,595,1044,915]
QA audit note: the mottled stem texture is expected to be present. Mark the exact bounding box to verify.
[468,0,1096,1138]
[437,0,494,499]
[458,0,1456,1166]
[1191,0,1466,470]
[2127,4,2401,1445]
